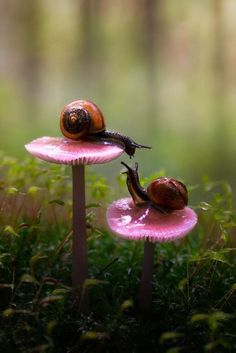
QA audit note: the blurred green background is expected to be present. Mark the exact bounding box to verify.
[1,0,236,190]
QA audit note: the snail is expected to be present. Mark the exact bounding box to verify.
[60,100,151,157]
[121,162,188,212]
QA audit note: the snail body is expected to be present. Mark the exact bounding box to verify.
[60,100,151,157]
[121,162,188,212]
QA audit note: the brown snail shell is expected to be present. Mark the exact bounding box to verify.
[60,100,105,140]
[147,177,188,211]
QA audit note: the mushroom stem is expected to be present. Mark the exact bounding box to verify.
[72,165,88,312]
[138,240,155,316]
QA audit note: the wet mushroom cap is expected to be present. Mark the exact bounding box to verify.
[25,137,124,165]
[106,198,197,243]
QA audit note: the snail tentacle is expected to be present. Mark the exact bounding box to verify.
[121,162,149,206]
[96,130,151,158]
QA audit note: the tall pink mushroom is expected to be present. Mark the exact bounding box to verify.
[25,100,150,312]
[106,162,197,315]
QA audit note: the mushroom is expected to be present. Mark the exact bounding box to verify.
[106,162,197,315]
[25,100,150,313]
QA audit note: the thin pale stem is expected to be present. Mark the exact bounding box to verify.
[138,240,155,316]
[72,165,88,312]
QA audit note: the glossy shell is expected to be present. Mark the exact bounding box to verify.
[60,100,106,139]
[147,177,188,211]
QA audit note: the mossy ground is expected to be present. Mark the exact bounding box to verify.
[0,153,235,353]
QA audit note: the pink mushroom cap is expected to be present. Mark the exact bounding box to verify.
[106,197,197,243]
[25,137,124,165]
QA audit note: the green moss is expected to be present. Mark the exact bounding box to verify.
[0,154,235,353]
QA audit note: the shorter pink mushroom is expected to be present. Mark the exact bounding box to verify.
[106,162,197,315]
